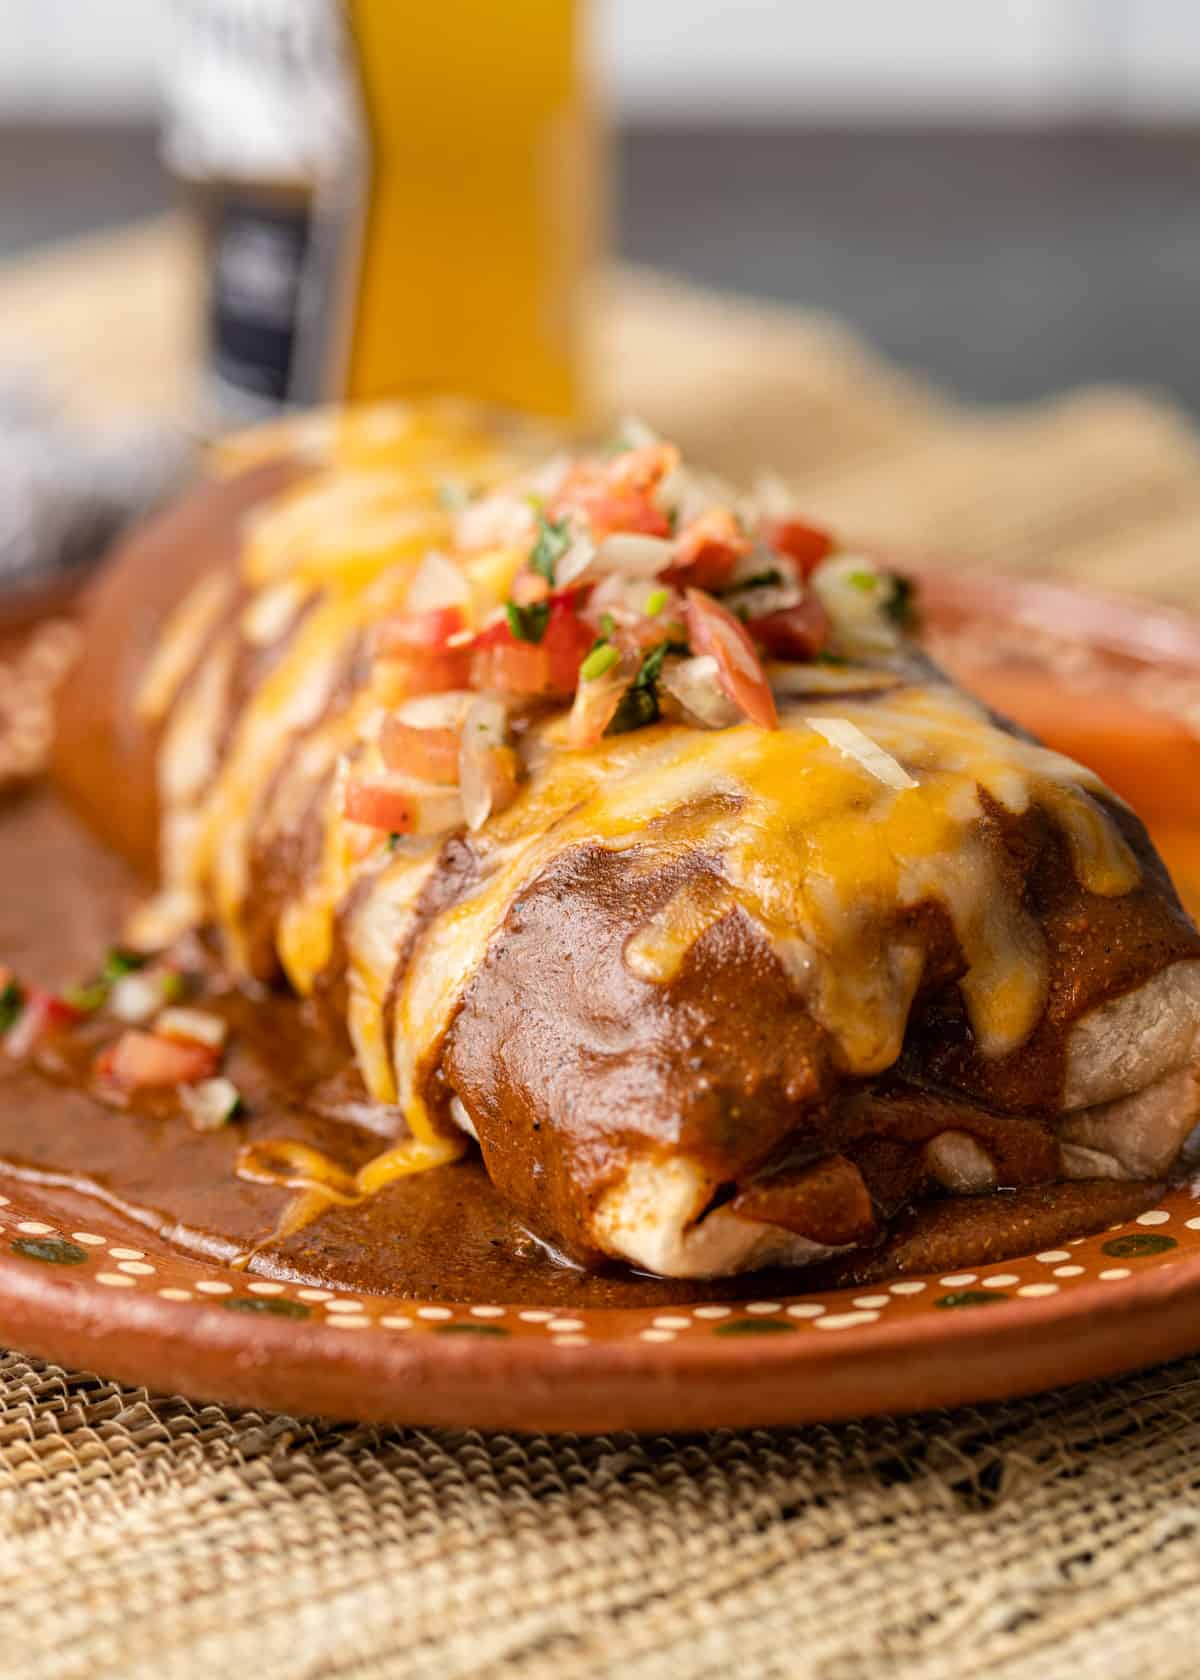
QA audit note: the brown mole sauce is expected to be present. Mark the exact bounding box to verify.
[0,787,1160,1307]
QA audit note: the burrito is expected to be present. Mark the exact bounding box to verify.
[51,402,1200,1278]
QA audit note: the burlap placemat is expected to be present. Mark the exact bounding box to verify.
[2,218,1200,1678]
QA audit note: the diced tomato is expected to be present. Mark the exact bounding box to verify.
[748,595,831,661]
[95,1029,218,1091]
[4,987,83,1057]
[510,570,551,606]
[550,466,672,543]
[604,442,680,497]
[667,508,752,592]
[373,604,467,656]
[372,604,472,695]
[684,589,779,730]
[761,517,835,578]
[344,779,419,833]
[380,715,462,784]
[470,594,593,697]
[543,595,596,691]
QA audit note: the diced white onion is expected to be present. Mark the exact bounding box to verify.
[810,555,901,656]
[459,696,512,831]
[109,972,168,1025]
[156,1007,228,1049]
[656,464,734,528]
[455,493,534,552]
[805,717,917,790]
[594,533,676,579]
[180,1077,241,1132]
[659,655,740,729]
[404,549,470,614]
[394,691,474,731]
[552,530,597,588]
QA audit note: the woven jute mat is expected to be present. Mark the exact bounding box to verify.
[2,218,1200,1679]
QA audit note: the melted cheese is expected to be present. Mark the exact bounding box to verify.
[147,409,1146,1223]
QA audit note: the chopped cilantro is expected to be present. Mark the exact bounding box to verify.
[580,642,619,682]
[599,611,616,638]
[644,587,669,618]
[159,969,187,1004]
[63,980,109,1014]
[884,572,918,628]
[607,684,661,735]
[815,650,848,666]
[729,568,782,593]
[847,569,878,592]
[528,513,570,585]
[102,947,146,984]
[387,833,401,851]
[505,600,550,643]
[0,980,23,1034]
[604,638,688,736]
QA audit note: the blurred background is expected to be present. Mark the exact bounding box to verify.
[1,0,1199,409]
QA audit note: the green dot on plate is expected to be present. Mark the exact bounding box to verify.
[223,1296,312,1319]
[1102,1232,1176,1259]
[11,1236,88,1266]
[935,1290,1005,1309]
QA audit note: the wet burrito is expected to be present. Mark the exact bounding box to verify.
[53,402,1200,1277]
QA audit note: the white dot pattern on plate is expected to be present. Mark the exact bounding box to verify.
[815,1311,880,1331]
[4,1182,1195,1361]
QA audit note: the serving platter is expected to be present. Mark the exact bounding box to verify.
[0,570,1198,1432]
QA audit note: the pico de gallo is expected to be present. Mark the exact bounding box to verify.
[344,424,917,842]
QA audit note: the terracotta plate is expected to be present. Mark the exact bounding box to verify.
[1,572,1199,1433]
